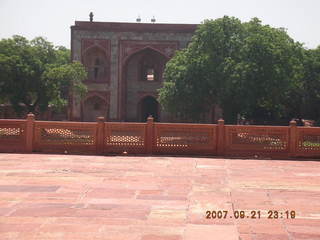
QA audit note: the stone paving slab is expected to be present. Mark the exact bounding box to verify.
[0,153,319,239]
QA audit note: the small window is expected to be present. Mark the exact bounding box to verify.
[146,68,155,81]
[93,58,102,80]
[94,67,99,79]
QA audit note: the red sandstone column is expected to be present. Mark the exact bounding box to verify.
[289,120,297,158]
[25,113,35,153]
[146,116,154,154]
[217,119,225,156]
[96,117,105,155]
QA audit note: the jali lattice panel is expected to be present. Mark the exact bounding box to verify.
[153,123,217,155]
[34,121,97,154]
[104,123,146,154]
[296,127,320,157]
[0,120,26,152]
[225,126,289,156]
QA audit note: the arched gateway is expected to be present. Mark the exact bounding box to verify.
[139,96,159,122]
[123,47,167,122]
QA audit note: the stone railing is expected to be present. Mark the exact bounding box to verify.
[0,114,320,158]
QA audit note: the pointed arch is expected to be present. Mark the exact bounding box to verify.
[82,45,109,82]
[82,44,107,56]
[82,93,109,122]
[124,47,168,83]
[121,47,167,121]
[123,46,170,66]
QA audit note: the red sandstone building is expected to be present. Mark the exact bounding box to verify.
[70,20,197,122]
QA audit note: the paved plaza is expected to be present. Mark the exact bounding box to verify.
[0,153,319,240]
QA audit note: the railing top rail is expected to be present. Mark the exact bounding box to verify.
[296,126,320,130]
[154,122,217,127]
[105,122,146,126]
[225,125,289,129]
[0,119,26,123]
[35,120,96,126]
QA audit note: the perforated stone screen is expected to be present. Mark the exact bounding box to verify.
[104,123,146,154]
[297,128,320,156]
[0,120,26,152]
[225,126,289,153]
[154,123,217,155]
[39,128,94,145]
[34,122,96,153]
[0,127,22,140]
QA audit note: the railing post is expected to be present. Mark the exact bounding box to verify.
[217,119,225,156]
[25,113,35,153]
[289,120,297,158]
[96,117,105,155]
[146,116,154,154]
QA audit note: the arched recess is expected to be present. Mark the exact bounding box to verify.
[138,96,160,122]
[82,46,108,82]
[124,47,169,82]
[82,95,108,122]
[122,47,168,121]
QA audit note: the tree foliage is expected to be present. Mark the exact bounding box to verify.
[159,16,308,124]
[0,35,87,114]
[300,47,320,124]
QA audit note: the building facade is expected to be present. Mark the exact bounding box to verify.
[70,21,197,122]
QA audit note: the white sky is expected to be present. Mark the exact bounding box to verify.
[0,0,319,49]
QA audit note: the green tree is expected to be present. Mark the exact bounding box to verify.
[232,18,304,124]
[300,46,320,124]
[159,16,245,122]
[0,35,87,115]
[159,16,304,124]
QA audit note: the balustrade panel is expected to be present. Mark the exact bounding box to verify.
[104,123,147,154]
[153,123,217,155]
[296,127,320,157]
[0,120,26,152]
[225,125,289,156]
[34,121,97,153]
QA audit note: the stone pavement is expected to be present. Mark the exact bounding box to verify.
[0,154,319,240]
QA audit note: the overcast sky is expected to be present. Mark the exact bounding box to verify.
[0,0,319,49]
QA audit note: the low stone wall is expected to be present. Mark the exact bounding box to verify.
[0,114,320,158]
